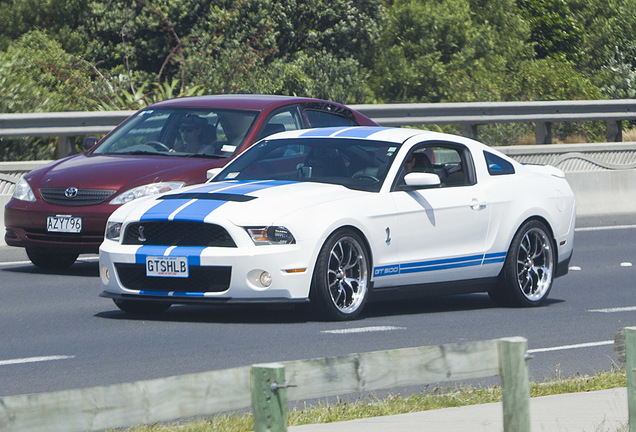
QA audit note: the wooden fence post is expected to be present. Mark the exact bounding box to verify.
[625,327,636,432]
[251,363,288,432]
[499,337,530,432]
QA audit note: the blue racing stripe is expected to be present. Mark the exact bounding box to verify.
[140,180,296,222]
[169,246,206,266]
[298,127,392,139]
[400,259,482,274]
[333,127,393,138]
[135,246,171,264]
[139,183,236,221]
[400,254,484,269]
[134,246,207,266]
[374,252,507,277]
[298,127,346,137]
[169,180,296,222]
[138,291,207,297]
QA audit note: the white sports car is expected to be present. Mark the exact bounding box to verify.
[99,126,575,320]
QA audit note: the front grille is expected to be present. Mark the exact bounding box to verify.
[40,188,116,206]
[115,263,231,293]
[123,221,236,247]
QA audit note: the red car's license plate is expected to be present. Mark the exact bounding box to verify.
[46,215,82,233]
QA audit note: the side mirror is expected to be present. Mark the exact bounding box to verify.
[82,137,99,152]
[403,172,441,189]
[206,167,223,180]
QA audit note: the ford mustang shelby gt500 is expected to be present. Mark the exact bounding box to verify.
[99,126,575,320]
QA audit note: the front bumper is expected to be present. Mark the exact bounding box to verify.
[4,199,110,253]
[99,239,317,303]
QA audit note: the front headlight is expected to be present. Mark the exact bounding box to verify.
[12,178,36,202]
[105,221,122,240]
[246,226,296,245]
[110,181,185,205]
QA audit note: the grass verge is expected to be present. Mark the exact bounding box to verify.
[114,368,626,432]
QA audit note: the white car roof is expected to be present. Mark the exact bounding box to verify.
[272,126,441,144]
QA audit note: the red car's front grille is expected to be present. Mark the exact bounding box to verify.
[39,188,116,206]
[115,263,231,293]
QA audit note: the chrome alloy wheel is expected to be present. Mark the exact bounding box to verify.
[516,227,554,301]
[326,236,368,314]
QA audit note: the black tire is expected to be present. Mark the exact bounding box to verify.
[489,220,555,307]
[26,248,79,270]
[113,299,171,314]
[309,229,370,321]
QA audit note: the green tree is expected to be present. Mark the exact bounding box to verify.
[370,0,533,102]
[517,0,583,61]
[0,30,104,112]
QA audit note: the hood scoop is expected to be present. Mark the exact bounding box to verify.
[158,192,257,202]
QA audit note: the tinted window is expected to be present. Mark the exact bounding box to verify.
[396,145,471,189]
[484,151,515,175]
[305,110,357,127]
[213,137,400,192]
[92,108,258,158]
[256,110,302,140]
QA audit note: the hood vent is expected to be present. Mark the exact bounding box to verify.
[159,193,257,202]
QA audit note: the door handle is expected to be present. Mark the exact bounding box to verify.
[470,198,487,210]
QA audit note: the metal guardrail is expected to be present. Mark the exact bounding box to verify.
[1,99,635,157]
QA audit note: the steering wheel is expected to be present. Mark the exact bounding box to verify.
[353,174,379,183]
[145,141,170,152]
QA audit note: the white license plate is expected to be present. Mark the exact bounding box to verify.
[46,215,82,233]
[146,256,189,278]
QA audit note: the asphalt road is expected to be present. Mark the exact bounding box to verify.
[1,223,635,397]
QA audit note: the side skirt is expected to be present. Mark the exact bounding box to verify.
[368,277,498,302]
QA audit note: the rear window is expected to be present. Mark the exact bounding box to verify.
[484,151,515,175]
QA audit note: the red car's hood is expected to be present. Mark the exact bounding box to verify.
[26,153,228,192]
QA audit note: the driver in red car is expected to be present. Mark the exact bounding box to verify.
[175,115,215,154]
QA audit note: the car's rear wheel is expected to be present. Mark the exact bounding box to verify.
[310,229,370,321]
[26,248,79,269]
[113,299,171,314]
[489,220,555,307]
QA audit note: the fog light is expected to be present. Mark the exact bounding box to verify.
[259,271,272,287]
[100,265,110,284]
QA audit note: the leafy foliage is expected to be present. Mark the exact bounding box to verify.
[1,0,636,159]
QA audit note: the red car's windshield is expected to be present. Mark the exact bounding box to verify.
[92,108,259,158]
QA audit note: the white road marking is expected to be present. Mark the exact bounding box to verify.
[322,326,406,335]
[0,355,75,366]
[588,306,636,313]
[576,224,636,232]
[569,266,581,271]
[528,340,614,354]
[620,262,633,267]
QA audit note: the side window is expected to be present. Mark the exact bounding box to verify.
[304,110,357,127]
[257,109,302,140]
[396,144,473,189]
[430,146,469,187]
[484,151,515,175]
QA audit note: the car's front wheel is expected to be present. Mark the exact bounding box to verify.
[113,299,171,314]
[26,248,79,270]
[489,220,555,307]
[310,229,370,321]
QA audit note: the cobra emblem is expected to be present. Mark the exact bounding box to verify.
[137,226,147,242]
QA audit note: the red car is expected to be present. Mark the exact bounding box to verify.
[5,95,377,269]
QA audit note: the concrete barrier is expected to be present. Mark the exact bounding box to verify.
[1,142,635,247]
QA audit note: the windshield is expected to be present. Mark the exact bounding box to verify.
[92,107,259,158]
[212,137,400,192]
